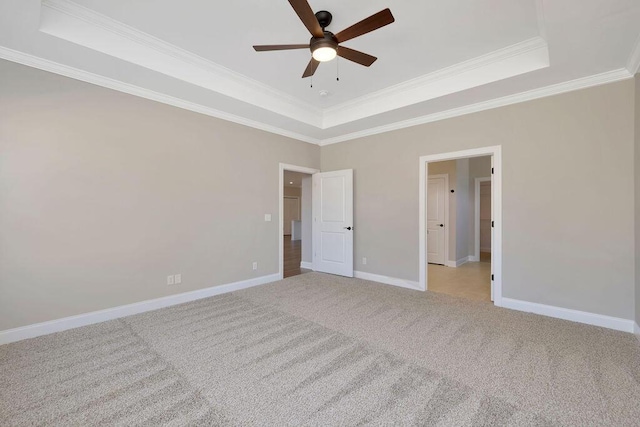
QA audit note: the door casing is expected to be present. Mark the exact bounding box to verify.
[419,146,502,307]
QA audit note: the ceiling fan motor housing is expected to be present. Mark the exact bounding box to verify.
[310,10,337,55]
[310,32,338,54]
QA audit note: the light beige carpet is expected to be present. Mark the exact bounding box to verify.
[1,272,639,426]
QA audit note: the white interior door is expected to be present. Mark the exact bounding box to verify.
[313,169,353,277]
[283,197,299,235]
[427,177,446,265]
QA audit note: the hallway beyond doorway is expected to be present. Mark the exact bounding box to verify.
[283,235,311,278]
[428,253,491,302]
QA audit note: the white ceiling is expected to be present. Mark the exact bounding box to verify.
[58,0,542,106]
[1,0,639,145]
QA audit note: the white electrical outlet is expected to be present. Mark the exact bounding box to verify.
[174,274,182,284]
[362,257,367,265]
[252,262,258,270]
[167,275,174,285]
[264,214,272,222]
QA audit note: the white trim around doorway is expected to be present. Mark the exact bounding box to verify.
[279,163,320,280]
[419,146,503,307]
[473,176,492,262]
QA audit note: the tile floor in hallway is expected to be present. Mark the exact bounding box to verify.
[428,252,492,302]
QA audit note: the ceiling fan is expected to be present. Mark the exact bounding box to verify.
[253,0,395,78]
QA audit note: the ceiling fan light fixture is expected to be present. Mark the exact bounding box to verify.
[310,37,338,62]
[312,46,337,62]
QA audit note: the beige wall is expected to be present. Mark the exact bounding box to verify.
[284,187,301,197]
[322,80,636,319]
[0,60,320,330]
[635,73,640,328]
[1,58,637,329]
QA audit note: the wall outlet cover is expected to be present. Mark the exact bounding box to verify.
[174,274,182,284]
[167,275,174,285]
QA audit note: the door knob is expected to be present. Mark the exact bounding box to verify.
[439,224,444,227]
[344,226,352,230]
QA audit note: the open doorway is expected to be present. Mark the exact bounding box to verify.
[283,171,311,278]
[419,146,502,306]
[279,164,319,280]
[475,177,492,264]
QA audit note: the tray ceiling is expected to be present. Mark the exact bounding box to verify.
[1,0,639,144]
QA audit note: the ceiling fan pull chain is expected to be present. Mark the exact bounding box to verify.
[336,57,340,82]
[310,75,313,88]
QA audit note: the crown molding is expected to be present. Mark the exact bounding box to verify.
[0,46,321,145]
[322,37,549,128]
[39,0,555,131]
[40,0,323,128]
[627,32,640,75]
[1,43,631,148]
[534,0,548,42]
[318,68,632,146]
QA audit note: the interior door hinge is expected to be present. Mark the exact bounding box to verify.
[491,167,494,174]
[491,274,494,281]
[491,220,494,228]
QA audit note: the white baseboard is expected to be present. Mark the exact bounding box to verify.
[300,261,313,270]
[635,322,640,342]
[354,271,422,291]
[501,298,635,333]
[0,273,280,345]
[468,255,479,262]
[445,257,469,268]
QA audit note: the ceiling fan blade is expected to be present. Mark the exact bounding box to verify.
[302,58,320,78]
[253,44,309,52]
[337,46,377,66]
[335,8,395,43]
[288,0,324,38]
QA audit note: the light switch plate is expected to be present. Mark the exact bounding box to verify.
[174,274,182,284]
[264,214,271,222]
[167,275,174,285]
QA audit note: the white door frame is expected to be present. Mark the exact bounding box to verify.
[279,163,320,280]
[474,177,492,261]
[426,174,449,266]
[419,146,503,307]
